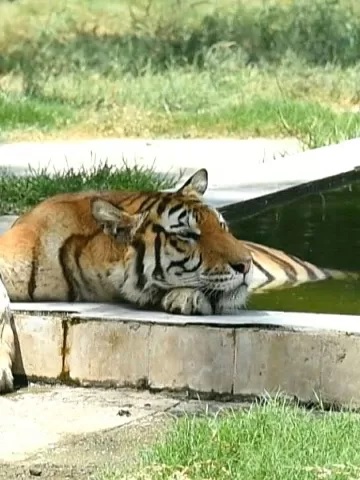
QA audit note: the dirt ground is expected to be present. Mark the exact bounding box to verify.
[0,384,246,480]
[0,384,179,479]
[0,413,171,480]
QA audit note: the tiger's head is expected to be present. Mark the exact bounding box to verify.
[91,169,253,315]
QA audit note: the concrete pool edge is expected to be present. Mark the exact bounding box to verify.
[3,137,360,405]
[10,304,360,407]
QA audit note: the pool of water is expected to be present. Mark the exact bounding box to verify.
[227,172,360,315]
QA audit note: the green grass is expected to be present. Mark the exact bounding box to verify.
[100,399,360,480]
[0,0,360,145]
[0,94,75,133]
[0,163,175,215]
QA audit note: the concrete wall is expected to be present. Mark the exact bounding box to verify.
[11,308,360,407]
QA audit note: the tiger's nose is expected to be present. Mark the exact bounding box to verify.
[230,257,252,275]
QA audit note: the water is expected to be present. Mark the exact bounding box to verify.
[226,173,360,315]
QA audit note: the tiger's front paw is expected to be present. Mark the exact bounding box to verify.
[161,288,212,315]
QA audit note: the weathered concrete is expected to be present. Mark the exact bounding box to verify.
[234,330,323,402]
[6,303,360,408]
[14,314,63,379]
[66,320,150,387]
[148,325,234,393]
[320,335,360,405]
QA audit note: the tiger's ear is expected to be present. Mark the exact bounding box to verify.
[177,168,208,196]
[91,199,146,244]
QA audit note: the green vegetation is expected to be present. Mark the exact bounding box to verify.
[0,163,175,215]
[100,399,360,480]
[0,0,360,145]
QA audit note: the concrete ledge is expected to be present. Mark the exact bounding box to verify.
[1,137,360,207]
[0,138,302,181]
[9,303,360,407]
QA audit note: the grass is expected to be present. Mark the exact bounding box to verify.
[0,94,74,131]
[0,162,175,215]
[99,399,360,480]
[0,0,360,145]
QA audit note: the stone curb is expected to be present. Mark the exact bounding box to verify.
[11,306,360,407]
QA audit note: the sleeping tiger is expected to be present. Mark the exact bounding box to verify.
[0,168,354,393]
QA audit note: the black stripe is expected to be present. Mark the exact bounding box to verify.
[168,204,183,216]
[169,237,186,253]
[247,242,297,281]
[287,254,320,281]
[133,239,146,289]
[121,194,143,207]
[169,209,190,229]
[153,232,165,280]
[142,197,161,212]
[108,194,137,209]
[28,251,38,300]
[59,240,77,302]
[253,259,275,286]
[152,224,165,235]
[74,238,98,296]
[58,232,100,301]
[157,197,170,216]
[138,195,160,212]
[167,255,202,275]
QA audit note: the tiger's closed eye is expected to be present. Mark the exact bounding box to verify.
[177,230,200,241]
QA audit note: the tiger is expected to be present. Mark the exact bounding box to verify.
[0,168,356,394]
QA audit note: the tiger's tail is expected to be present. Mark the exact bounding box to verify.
[323,268,360,282]
[245,240,360,293]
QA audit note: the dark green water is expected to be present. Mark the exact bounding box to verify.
[227,175,360,315]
